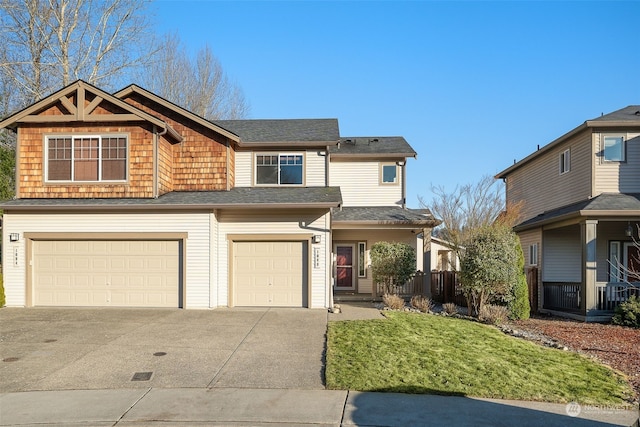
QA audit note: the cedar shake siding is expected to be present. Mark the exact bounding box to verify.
[18,122,156,198]
[121,94,232,191]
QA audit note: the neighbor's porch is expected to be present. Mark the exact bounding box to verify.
[538,219,639,321]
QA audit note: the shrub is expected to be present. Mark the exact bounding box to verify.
[0,272,5,307]
[459,225,520,316]
[371,242,416,294]
[612,295,640,328]
[410,295,433,313]
[442,302,458,315]
[479,304,510,325]
[383,293,405,310]
[508,243,530,320]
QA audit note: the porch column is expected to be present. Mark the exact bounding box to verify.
[581,219,598,316]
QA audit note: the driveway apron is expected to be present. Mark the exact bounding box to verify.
[0,307,327,392]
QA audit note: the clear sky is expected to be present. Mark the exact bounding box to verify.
[152,0,639,208]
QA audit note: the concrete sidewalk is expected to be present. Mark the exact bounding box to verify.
[1,387,637,426]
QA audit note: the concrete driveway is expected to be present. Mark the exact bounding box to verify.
[0,307,328,392]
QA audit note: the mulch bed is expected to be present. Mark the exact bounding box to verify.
[507,315,640,401]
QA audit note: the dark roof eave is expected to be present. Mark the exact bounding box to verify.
[332,219,440,227]
[330,152,417,158]
[513,209,640,232]
[238,141,338,148]
[0,201,341,212]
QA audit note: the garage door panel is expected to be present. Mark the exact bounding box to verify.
[33,240,180,308]
[233,241,306,307]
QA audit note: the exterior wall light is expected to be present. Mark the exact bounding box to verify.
[9,233,19,242]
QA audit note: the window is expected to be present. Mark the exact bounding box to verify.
[609,241,622,282]
[358,242,366,277]
[603,135,625,162]
[380,163,398,184]
[529,243,538,266]
[46,135,127,182]
[559,149,570,174]
[256,154,303,185]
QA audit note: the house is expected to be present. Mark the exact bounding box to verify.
[496,105,640,321]
[0,80,439,309]
[426,236,460,272]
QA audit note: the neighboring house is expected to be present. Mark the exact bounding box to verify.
[426,236,460,272]
[496,105,640,321]
[0,80,439,309]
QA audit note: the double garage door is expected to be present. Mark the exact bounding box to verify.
[233,241,308,307]
[33,240,180,307]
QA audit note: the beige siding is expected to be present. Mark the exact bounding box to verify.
[542,225,581,282]
[234,150,326,187]
[506,130,592,222]
[517,229,542,268]
[332,229,418,294]
[234,151,252,187]
[330,160,403,207]
[594,132,640,194]
[2,212,212,308]
[217,209,331,308]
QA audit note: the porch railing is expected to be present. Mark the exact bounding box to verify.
[430,271,467,307]
[542,282,582,313]
[596,283,639,312]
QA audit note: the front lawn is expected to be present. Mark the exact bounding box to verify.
[326,312,634,407]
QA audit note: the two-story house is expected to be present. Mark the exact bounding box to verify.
[0,80,438,309]
[497,105,640,321]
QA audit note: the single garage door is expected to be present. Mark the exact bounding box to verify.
[33,240,180,307]
[233,241,307,307]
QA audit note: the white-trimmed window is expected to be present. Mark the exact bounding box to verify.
[256,153,304,185]
[559,149,570,174]
[528,243,538,266]
[603,135,625,162]
[609,241,622,282]
[380,163,398,184]
[358,242,367,277]
[46,135,127,182]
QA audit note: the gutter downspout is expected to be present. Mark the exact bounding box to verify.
[397,159,407,209]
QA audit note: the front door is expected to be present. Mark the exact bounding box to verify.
[335,244,355,290]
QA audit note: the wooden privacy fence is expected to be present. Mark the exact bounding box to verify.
[526,267,539,314]
[375,271,427,297]
[430,271,467,307]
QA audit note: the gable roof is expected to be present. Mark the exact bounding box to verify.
[329,137,416,158]
[0,80,181,142]
[0,187,343,211]
[514,193,640,231]
[496,105,640,179]
[213,119,340,147]
[114,84,240,143]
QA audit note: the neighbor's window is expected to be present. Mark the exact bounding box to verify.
[603,135,625,162]
[559,149,570,174]
[380,163,398,184]
[46,135,127,182]
[358,242,366,277]
[256,154,303,185]
[529,243,538,266]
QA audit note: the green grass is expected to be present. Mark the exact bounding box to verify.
[326,312,635,407]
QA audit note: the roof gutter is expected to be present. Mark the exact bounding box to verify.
[0,202,342,212]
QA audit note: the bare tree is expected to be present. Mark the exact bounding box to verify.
[419,175,521,258]
[0,0,156,111]
[141,33,250,120]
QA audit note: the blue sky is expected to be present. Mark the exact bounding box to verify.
[153,0,639,208]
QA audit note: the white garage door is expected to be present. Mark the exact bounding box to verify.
[33,240,180,307]
[233,241,307,307]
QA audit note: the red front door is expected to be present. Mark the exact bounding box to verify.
[335,245,355,289]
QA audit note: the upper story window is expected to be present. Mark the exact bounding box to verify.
[46,135,127,182]
[256,153,303,185]
[603,135,625,162]
[380,163,398,184]
[559,149,570,175]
